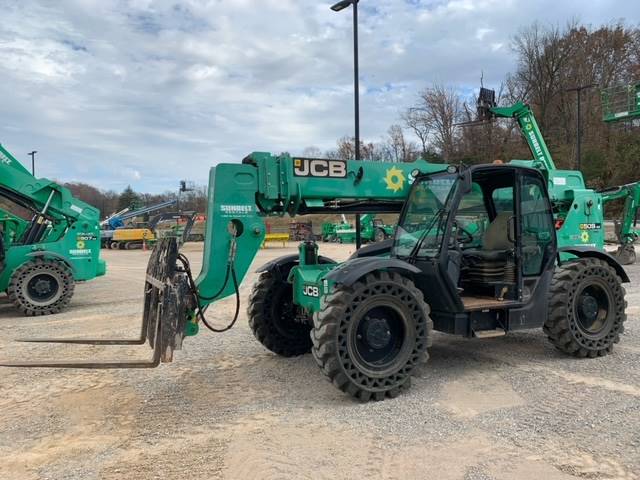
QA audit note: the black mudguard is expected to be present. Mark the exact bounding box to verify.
[324,256,421,287]
[347,238,393,260]
[559,246,630,282]
[256,254,337,281]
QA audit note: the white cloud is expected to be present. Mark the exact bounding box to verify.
[0,0,638,192]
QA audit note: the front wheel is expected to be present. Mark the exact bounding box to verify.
[248,271,312,356]
[544,258,626,358]
[312,271,432,401]
[7,258,75,316]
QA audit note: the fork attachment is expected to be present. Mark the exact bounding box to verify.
[0,238,192,368]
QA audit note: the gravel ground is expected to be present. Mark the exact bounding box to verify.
[0,242,639,480]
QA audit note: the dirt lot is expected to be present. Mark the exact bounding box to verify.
[1,242,639,480]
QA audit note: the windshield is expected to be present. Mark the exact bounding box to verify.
[393,172,458,258]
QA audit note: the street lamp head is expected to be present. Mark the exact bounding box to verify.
[330,0,357,12]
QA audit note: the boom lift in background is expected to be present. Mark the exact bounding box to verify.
[598,82,640,265]
[3,149,629,402]
[474,87,640,264]
[0,144,105,316]
[101,199,177,249]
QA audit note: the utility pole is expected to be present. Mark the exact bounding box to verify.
[331,0,362,248]
[28,150,37,176]
[566,84,596,171]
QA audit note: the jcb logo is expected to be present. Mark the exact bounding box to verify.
[303,285,320,297]
[293,158,347,178]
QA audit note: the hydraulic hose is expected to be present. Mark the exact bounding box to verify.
[176,241,241,333]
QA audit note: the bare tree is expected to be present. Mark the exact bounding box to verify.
[329,136,384,161]
[402,108,431,156]
[420,84,462,161]
[301,146,323,157]
[383,124,419,162]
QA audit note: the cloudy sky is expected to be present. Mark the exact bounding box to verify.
[1,0,638,192]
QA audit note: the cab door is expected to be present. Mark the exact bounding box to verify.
[517,170,556,301]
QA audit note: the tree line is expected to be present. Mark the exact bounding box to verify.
[307,21,640,190]
[62,182,208,218]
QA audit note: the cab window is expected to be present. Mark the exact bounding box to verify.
[520,175,554,275]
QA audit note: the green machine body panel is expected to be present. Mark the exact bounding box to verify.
[0,143,106,294]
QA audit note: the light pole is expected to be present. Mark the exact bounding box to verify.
[566,84,596,171]
[28,150,37,176]
[331,0,362,248]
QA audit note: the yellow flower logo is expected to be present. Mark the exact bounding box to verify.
[581,231,590,243]
[385,167,405,192]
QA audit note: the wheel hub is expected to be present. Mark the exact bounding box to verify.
[352,304,408,369]
[27,274,59,302]
[33,278,53,295]
[578,294,598,322]
[362,317,392,349]
[575,283,610,335]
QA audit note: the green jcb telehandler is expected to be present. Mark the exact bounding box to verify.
[0,144,106,315]
[3,153,628,403]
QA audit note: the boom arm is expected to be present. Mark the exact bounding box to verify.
[195,152,444,303]
[0,144,100,229]
[104,199,178,229]
[489,102,557,172]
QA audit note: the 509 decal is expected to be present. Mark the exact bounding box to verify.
[293,158,347,178]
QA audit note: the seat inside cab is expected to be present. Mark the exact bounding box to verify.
[450,169,518,307]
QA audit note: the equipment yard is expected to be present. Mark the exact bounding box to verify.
[1,242,639,480]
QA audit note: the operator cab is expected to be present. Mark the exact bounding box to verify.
[393,164,556,335]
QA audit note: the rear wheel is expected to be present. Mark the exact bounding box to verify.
[248,271,312,356]
[374,228,386,243]
[312,271,432,401]
[544,258,626,358]
[7,258,75,316]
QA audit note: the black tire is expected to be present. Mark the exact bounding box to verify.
[374,228,386,243]
[544,258,626,358]
[7,258,75,316]
[311,271,432,401]
[110,241,119,250]
[248,271,312,357]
